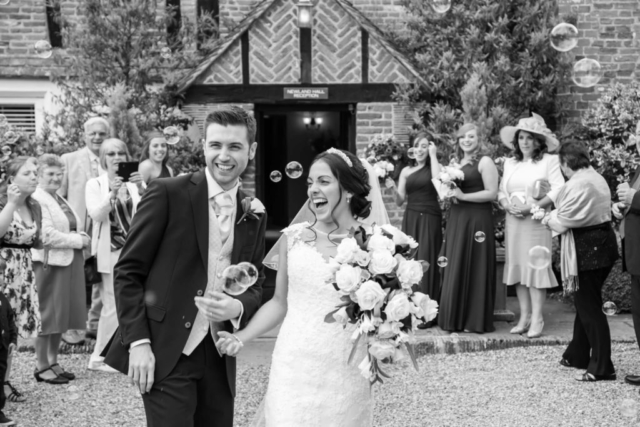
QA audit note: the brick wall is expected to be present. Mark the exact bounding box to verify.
[349,0,407,31]
[557,0,640,121]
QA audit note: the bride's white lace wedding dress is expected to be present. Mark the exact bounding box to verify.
[253,223,373,427]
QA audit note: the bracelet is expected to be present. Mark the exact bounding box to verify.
[230,334,244,347]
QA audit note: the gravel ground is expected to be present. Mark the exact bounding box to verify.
[8,344,640,426]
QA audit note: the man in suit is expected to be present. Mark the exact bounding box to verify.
[614,124,640,388]
[58,117,109,346]
[104,106,266,427]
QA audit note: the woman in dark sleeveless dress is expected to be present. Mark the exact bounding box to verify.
[438,124,499,333]
[138,131,174,184]
[390,133,441,328]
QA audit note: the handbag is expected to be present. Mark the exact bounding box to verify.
[84,255,101,285]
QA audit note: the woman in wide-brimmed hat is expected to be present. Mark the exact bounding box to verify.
[497,113,565,339]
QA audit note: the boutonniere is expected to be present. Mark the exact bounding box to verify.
[237,197,265,224]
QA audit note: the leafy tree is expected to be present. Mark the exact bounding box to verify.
[43,0,216,171]
[390,0,573,153]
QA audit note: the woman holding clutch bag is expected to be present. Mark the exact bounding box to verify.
[498,114,565,338]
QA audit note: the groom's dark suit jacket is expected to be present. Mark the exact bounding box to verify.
[104,171,266,396]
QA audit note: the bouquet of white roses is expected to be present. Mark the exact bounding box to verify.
[324,224,438,385]
[431,165,465,200]
[371,160,395,182]
[364,133,405,183]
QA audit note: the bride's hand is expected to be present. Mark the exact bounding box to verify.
[216,331,244,357]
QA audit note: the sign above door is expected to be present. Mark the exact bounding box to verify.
[283,87,329,100]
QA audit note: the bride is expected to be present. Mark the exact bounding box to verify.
[216,148,389,426]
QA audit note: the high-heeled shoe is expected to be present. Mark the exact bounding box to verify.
[34,367,69,385]
[510,320,531,334]
[527,320,544,338]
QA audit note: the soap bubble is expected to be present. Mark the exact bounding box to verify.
[34,40,53,59]
[160,46,172,60]
[3,131,18,144]
[602,301,618,316]
[407,147,416,159]
[0,0,10,5]
[431,0,451,14]
[144,290,157,306]
[474,231,486,243]
[437,256,448,268]
[285,161,303,179]
[163,126,181,145]
[572,58,602,88]
[222,263,258,296]
[270,171,282,183]
[550,23,579,52]
[620,398,637,418]
[528,246,551,270]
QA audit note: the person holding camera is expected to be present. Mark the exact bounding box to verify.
[85,138,142,372]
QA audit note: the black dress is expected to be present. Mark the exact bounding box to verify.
[437,160,496,333]
[401,166,442,302]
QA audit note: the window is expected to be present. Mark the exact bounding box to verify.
[46,1,63,48]
[0,105,36,134]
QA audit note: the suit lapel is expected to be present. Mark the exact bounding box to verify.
[231,190,247,263]
[189,171,209,269]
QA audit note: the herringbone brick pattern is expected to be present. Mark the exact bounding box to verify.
[198,38,243,84]
[368,36,413,84]
[248,0,300,84]
[312,0,362,84]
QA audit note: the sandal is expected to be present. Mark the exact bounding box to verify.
[575,372,617,382]
[50,363,75,381]
[34,367,69,385]
[4,382,26,402]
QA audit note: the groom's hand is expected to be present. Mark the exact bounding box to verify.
[195,291,242,322]
[129,343,155,395]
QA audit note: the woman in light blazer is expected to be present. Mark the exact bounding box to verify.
[498,114,565,339]
[85,138,143,372]
[32,154,90,384]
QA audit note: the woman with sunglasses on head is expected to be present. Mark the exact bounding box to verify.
[388,132,442,328]
[85,138,143,372]
[138,131,173,185]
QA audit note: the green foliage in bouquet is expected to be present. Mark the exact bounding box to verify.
[365,134,408,182]
[42,0,217,173]
[580,81,640,193]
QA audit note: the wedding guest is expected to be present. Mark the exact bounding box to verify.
[613,123,640,387]
[0,157,42,402]
[546,140,618,382]
[59,117,110,345]
[389,132,442,328]
[138,131,173,184]
[85,138,143,372]
[0,257,17,426]
[498,114,565,338]
[32,154,89,384]
[438,124,498,333]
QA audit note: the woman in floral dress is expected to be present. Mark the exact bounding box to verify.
[0,157,42,402]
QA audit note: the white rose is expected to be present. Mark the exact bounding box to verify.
[378,320,402,339]
[374,165,386,178]
[368,340,396,361]
[367,234,395,253]
[355,281,386,311]
[448,167,465,181]
[335,264,362,294]
[384,293,412,322]
[354,250,371,267]
[335,237,359,263]
[393,347,406,363]
[385,163,395,172]
[332,306,349,325]
[411,292,439,322]
[358,356,373,380]
[439,172,452,183]
[396,259,424,288]
[369,250,398,275]
[380,224,419,249]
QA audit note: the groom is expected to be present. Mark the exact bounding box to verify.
[104,106,266,426]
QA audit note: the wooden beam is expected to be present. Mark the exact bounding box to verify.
[300,28,312,84]
[241,32,250,85]
[185,84,399,104]
[361,29,369,84]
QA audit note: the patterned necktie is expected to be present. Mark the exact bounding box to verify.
[212,192,234,244]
